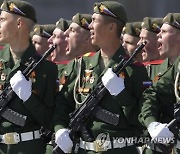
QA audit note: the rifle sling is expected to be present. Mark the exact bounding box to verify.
[1,106,27,127]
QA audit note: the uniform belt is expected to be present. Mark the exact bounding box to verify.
[0,130,41,144]
[175,140,180,149]
[79,139,134,152]
[146,142,163,152]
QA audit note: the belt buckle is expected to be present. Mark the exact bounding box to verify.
[95,140,110,152]
[4,132,19,144]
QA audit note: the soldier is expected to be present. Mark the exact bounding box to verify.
[0,0,58,154]
[45,14,97,154]
[31,24,56,57]
[138,17,164,81]
[53,1,150,154]
[48,18,71,77]
[139,13,180,154]
[122,21,143,62]
[64,13,98,59]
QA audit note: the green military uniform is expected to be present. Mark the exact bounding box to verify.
[30,24,56,40]
[139,12,180,154]
[53,43,150,153]
[139,56,180,154]
[0,43,58,154]
[52,18,71,79]
[140,17,163,83]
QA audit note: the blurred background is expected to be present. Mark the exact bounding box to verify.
[1,0,180,24]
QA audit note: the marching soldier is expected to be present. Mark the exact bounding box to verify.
[122,21,143,62]
[53,1,150,154]
[139,13,180,154]
[31,24,56,57]
[138,17,164,81]
[0,0,58,153]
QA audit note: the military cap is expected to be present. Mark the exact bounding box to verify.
[123,22,141,37]
[141,17,163,33]
[31,24,56,38]
[72,13,92,31]
[93,1,127,24]
[0,0,37,23]
[163,13,180,29]
[56,18,71,32]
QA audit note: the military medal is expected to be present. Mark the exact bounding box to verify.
[119,71,125,79]
[29,71,36,83]
[0,62,3,70]
[1,72,6,81]
[89,76,95,84]
[85,69,93,82]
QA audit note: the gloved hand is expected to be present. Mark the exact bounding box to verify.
[102,68,125,96]
[148,122,174,144]
[55,128,73,153]
[10,70,32,102]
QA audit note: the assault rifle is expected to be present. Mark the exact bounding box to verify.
[0,45,57,127]
[53,41,147,154]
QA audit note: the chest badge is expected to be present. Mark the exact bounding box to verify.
[1,72,6,81]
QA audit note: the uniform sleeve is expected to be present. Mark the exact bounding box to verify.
[114,65,150,125]
[24,62,58,129]
[139,71,176,128]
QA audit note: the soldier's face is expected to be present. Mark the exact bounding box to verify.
[157,23,180,59]
[122,34,143,62]
[0,11,19,44]
[48,28,67,61]
[32,35,49,55]
[89,13,110,47]
[138,29,160,62]
[65,23,88,57]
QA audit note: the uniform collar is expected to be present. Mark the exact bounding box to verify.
[88,45,127,70]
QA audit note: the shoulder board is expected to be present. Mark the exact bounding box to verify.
[83,52,96,57]
[53,60,70,65]
[133,61,144,66]
[143,60,164,66]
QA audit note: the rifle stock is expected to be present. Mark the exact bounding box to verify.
[53,42,147,153]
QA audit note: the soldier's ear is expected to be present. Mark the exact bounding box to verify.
[17,18,22,28]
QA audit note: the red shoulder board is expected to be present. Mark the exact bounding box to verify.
[143,60,164,66]
[53,60,70,64]
[133,61,144,66]
[0,45,5,51]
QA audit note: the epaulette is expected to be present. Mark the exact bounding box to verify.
[133,61,144,66]
[83,52,96,57]
[0,45,4,50]
[53,60,69,65]
[143,59,164,66]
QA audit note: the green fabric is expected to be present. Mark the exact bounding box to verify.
[56,18,71,32]
[0,43,58,154]
[123,22,141,37]
[72,13,92,31]
[53,45,150,153]
[141,17,163,33]
[94,1,127,24]
[0,0,37,22]
[163,13,180,29]
[31,24,56,38]
[139,57,180,128]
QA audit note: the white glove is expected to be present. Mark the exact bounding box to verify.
[102,68,125,96]
[55,128,73,153]
[10,71,32,102]
[148,122,174,144]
